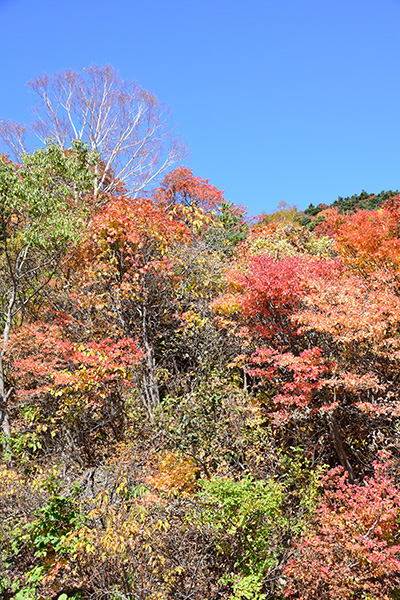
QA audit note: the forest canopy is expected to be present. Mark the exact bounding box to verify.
[1,66,400,600]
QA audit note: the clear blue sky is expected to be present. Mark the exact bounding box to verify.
[1,0,400,215]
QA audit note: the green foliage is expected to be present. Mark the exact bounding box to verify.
[14,587,36,600]
[3,87,400,600]
[279,447,325,517]
[26,485,83,558]
[191,448,325,599]
[5,431,43,463]
[303,190,399,228]
[332,189,397,214]
[1,475,85,599]
[0,140,94,247]
[304,202,320,217]
[243,222,334,260]
[198,475,285,599]
[306,211,327,231]
[208,201,249,253]
[155,373,249,477]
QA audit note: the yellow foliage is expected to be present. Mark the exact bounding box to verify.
[0,468,25,499]
[146,451,199,497]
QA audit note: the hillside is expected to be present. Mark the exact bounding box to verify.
[301,189,399,231]
[1,68,400,599]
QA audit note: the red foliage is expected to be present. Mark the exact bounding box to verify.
[240,255,303,335]
[249,346,332,423]
[220,255,305,343]
[216,254,341,340]
[153,166,224,212]
[214,255,341,422]
[215,235,400,421]
[285,457,400,600]
[10,322,144,406]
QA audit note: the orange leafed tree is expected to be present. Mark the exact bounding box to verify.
[324,194,400,274]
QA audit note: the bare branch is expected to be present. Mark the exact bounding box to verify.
[25,65,187,196]
[0,120,28,160]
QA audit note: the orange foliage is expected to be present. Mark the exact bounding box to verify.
[325,196,400,274]
[146,451,199,497]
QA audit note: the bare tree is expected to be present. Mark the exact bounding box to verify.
[0,65,185,198]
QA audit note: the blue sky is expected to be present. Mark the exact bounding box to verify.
[1,0,400,215]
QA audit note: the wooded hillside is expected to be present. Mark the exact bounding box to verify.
[2,67,400,600]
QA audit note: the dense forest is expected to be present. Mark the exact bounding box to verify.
[1,66,400,600]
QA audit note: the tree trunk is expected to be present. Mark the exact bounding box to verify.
[0,285,15,437]
[329,413,355,483]
[139,306,159,420]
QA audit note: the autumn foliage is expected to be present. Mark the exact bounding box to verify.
[285,457,400,600]
[2,136,400,600]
